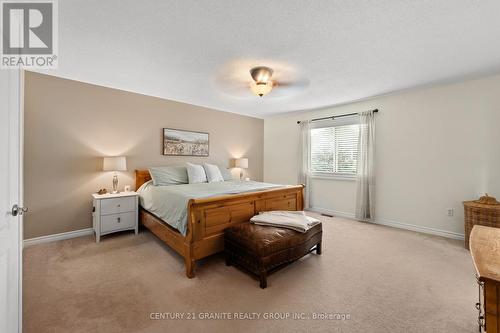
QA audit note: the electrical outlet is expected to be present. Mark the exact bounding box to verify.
[447,208,454,217]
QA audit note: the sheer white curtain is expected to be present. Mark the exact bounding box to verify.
[298,120,311,209]
[355,111,376,221]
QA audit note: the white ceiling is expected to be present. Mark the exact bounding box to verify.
[35,0,500,118]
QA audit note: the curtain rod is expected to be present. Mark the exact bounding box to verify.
[296,109,378,124]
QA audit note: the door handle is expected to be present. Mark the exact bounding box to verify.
[11,204,28,216]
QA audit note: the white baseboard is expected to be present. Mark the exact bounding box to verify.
[372,217,465,240]
[310,207,356,219]
[310,207,465,241]
[23,228,94,247]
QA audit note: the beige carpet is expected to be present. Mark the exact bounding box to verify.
[23,213,477,333]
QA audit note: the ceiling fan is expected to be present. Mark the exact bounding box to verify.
[215,61,309,98]
[249,66,274,97]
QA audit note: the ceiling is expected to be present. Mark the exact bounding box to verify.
[34,0,500,118]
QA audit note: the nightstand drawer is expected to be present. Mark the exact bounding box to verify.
[100,197,136,215]
[100,212,135,233]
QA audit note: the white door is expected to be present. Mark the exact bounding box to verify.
[0,68,23,332]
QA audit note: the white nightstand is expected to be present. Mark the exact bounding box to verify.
[92,192,138,242]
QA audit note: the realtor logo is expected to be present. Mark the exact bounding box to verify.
[1,0,58,68]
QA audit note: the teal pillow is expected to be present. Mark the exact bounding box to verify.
[219,166,233,181]
[149,166,188,186]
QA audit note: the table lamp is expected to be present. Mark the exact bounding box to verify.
[103,156,127,193]
[235,158,248,181]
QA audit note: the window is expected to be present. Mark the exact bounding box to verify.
[310,119,359,176]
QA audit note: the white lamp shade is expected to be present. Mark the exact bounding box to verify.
[235,158,248,169]
[103,156,127,171]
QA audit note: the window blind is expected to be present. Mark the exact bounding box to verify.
[310,123,359,175]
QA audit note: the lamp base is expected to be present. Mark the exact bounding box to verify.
[112,174,118,193]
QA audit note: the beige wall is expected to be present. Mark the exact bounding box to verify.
[264,73,500,238]
[24,72,264,239]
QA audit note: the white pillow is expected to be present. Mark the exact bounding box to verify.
[203,163,224,183]
[219,166,233,181]
[186,163,207,184]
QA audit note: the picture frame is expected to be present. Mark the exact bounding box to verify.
[163,128,209,157]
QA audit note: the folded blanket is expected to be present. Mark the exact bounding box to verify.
[250,211,320,233]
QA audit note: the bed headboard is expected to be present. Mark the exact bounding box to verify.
[135,169,151,189]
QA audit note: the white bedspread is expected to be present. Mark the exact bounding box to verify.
[250,211,320,233]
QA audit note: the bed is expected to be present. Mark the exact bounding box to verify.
[135,169,304,278]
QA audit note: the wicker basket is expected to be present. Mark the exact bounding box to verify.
[464,194,500,249]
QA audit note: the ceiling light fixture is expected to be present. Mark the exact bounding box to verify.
[250,66,273,97]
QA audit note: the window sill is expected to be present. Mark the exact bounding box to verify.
[309,173,356,181]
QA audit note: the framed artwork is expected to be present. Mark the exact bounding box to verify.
[163,128,209,156]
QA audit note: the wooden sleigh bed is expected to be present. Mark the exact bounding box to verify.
[135,170,304,278]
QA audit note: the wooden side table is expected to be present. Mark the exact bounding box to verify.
[92,192,138,242]
[470,225,500,333]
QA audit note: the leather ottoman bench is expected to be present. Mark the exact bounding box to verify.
[224,222,322,288]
